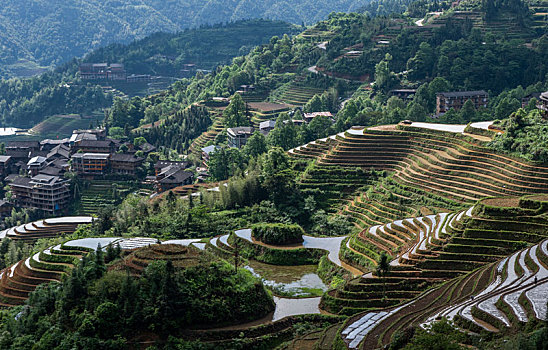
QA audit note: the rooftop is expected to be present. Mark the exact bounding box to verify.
[227,127,254,136]
[72,153,110,160]
[111,153,144,163]
[201,145,219,155]
[27,156,47,166]
[259,120,276,129]
[437,90,488,98]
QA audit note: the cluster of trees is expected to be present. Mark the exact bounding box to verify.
[136,105,212,153]
[490,108,548,162]
[0,69,111,127]
[208,112,334,182]
[0,248,273,348]
[252,223,305,245]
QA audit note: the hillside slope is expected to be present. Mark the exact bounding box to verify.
[0,0,369,74]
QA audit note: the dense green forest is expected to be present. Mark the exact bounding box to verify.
[0,20,298,128]
[79,20,300,76]
[0,0,370,75]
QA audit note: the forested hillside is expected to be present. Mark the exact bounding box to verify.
[0,0,369,76]
[0,20,297,128]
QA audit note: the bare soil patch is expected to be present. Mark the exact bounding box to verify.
[482,197,520,208]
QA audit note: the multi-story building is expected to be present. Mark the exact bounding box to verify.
[227,127,254,149]
[10,175,70,214]
[79,63,126,81]
[71,153,110,176]
[110,153,144,176]
[436,90,489,115]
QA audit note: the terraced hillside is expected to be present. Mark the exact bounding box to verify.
[0,235,204,307]
[0,242,91,306]
[332,195,548,349]
[290,123,548,231]
[270,79,326,106]
[188,114,225,159]
[0,216,94,242]
[77,180,137,215]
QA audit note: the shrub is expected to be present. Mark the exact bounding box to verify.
[252,223,305,245]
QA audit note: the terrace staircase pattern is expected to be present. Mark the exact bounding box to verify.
[290,125,548,230]
[0,216,94,242]
[0,243,91,306]
[188,114,225,159]
[336,196,548,349]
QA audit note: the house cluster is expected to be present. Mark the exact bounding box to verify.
[79,63,127,81]
[2,128,194,214]
[257,111,334,137]
[79,63,153,83]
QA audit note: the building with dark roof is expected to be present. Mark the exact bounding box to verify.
[227,127,254,149]
[111,153,144,176]
[0,156,13,176]
[436,90,488,115]
[47,144,70,161]
[72,139,116,155]
[9,175,70,213]
[155,166,194,193]
[27,156,47,176]
[6,141,40,152]
[154,160,189,176]
[0,200,13,218]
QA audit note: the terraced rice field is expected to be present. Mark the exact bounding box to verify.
[77,180,135,215]
[188,115,225,159]
[331,195,548,349]
[0,234,205,306]
[271,81,325,106]
[0,216,94,241]
[291,123,548,232]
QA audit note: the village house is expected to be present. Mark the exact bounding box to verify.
[9,175,70,214]
[227,127,254,149]
[0,200,13,218]
[71,153,110,176]
[155,165,194,193]
[27,156,48,176]
[303,112,333,123]
[154,161,189,176]
[436,90,488,115]
[390,89,417,101]
[0,156,13,176]
[110,153,144,176]
[201,145,219,167]
[72,139,116,155]
[259,120,276,136]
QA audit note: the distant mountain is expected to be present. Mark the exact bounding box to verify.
[0,0,369,75]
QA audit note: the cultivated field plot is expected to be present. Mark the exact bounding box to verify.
[29,114,97,138]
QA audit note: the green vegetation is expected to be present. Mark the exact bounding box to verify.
[252,223,305,245]
[490,108,548,162]
[0,247,274,348]
[0,1,369,74]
